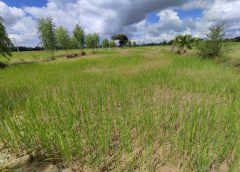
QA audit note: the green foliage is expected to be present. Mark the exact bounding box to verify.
[102,38,109,48]
[69,37,79,49]
[172,34,195,54]
[86,34,94,49]
[56,26,70,52]
[109,40,116,48]
[93,33,99,48]
[127,40,132,47]
[111,34,128,47]
[197,23,228,59]
[86,33,99,52]
[0,17,13,58]
[132,41,137,47]
[73,25,85,49]
[37,17,56,58]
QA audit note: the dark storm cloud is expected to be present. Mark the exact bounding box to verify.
[83,0,190,33]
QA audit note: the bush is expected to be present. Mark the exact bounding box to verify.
[0,62,8,69]
[197,23,228,59]
[171,34,195,54]
[81,51,86,56]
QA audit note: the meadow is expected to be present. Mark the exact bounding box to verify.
[0,45,240,171]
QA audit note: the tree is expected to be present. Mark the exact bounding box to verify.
[73,25,85,51]
[127,40,132,47]
[86,34,95,52]
[56,26,70,53]
[0,17,13,58]
[109,40,116,48]
[102,38,109,48]
[132,41,137,48]
[93,33,99,50]
[172,34,195,54]
[86,34,99,53]
[86,34,93,49]
[69,37,78,49]
[111,34,128,48]
[37,17,56,59]
[162,41,167,46]
[197,23,228,59]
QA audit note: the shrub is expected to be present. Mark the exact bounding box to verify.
[81,51,86,56]
[197,23,228,59]
[171,34,195,54]
[0,61,8,69]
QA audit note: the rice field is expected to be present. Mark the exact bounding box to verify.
[1,45,240,171]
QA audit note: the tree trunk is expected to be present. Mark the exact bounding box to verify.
[51,50,55,60]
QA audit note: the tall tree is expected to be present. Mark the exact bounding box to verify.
[0,17,13,58]
[133,41,137,48]
[37,17,56,59]
[111,34,128,48]
[93,33,99,49]
[56,26,70,53]
[69,37,78,49]
[102,38,109,48]
[86,34,99,53]
[127,40,132,47]
[109,40,116,48]
[86,34,93,49]
[73,25,85,52]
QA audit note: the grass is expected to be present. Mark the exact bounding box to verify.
[0,49,90,64]
[1,45,240,171]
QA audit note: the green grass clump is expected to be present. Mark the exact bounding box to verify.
[1,46,240,171]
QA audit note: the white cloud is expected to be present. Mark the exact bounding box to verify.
[24,0,188,34]
[0,0,240,46]
[203,0,240,21]
[196,0,240,38]
[9,16,38,45]
[0,1,38,46]
[0,1,25,26]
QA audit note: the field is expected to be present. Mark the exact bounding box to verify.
[1,45,240,171]
[0,49,81,64]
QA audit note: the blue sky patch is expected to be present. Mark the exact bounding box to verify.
[1,0,47,7]
[146,12,160,24]
[176,8,203,19]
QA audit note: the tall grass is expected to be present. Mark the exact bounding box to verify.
[0,46,240,171]
[0,48,100,64]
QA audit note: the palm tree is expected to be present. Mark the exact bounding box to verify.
[172,34,195,54]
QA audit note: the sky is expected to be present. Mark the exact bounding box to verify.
[0,0,240,47]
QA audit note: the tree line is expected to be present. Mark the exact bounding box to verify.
[37,17,137,58]
[37,17,100,58]
[0,15,238,61]
[0,16,136,60]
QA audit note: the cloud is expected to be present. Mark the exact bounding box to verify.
[125,9,200,43]
[0,1,38,46]
[0,0,240,46]
[197,0,240,38]
[203,0,240,21]
[0,1,25,26]
[24,0,189,34]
